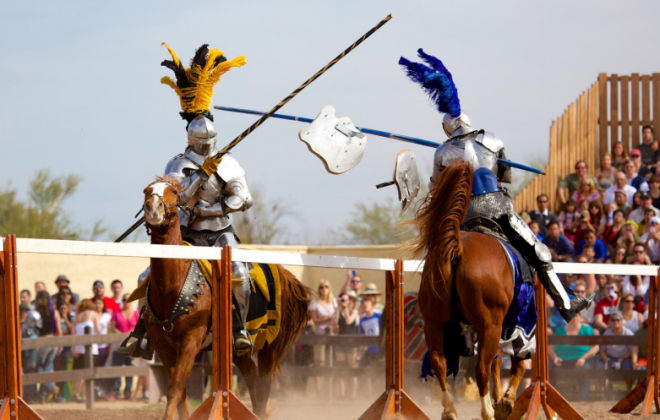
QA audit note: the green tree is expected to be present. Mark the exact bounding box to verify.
[231,183,294,245]
[0,170,107,240]
[340,197,418,245]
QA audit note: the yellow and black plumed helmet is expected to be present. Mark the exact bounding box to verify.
[160,43,246,126]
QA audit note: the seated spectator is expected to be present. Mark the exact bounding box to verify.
[520,211,531,225]
[637,208,656,237]
[632,191,642,212]
[641,216,660,264]
[623,159,650,192]
[604,171,636,206]
[593,274,609,302]
[558,200,579,242]
[628,192,660,225]
[632,320,649,370]
[571,176,601,203]
[628,243,652,265]
[596,154,616,191]
[571,212,596,248]
[630,148,652,180]
[548,311,598,401]
[619,293,643,333]
[529,221,543,240]
[602,209,625,251]
[649,175,660,209]
[542,222,575,262]
[612,141,628,171]
[622,264,650,302]
[617,222,640,256]
[574,280,595,324]
[588,201,607,236]
[597,312,634,370]
[594,280,621,332]
[638,126,659,169]
[529,194,558,238]
[558,160,598,205]
[614,190,632,217]
[577,230,608,261]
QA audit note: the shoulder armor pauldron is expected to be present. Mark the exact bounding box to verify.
[476,131,504,153]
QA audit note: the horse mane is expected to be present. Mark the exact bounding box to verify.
[406,161,473,294]
[267,266,311,373]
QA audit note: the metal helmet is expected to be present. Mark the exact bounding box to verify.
[442,113,475,138]
[187,115,217,156]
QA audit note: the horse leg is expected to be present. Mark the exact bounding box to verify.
[424,321,457,420]
[475,325,502,420]
[490,351,503,406]
[234,356,259,414]
[161,338,199,420]
[495,357,525,420]
[254,345,278,419]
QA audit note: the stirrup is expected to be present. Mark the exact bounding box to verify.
[234,331,253,351]
[131,335,154,360]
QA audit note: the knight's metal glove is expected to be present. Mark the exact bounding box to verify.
[198,155,223,180]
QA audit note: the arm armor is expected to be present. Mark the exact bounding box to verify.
[224,176,254,213]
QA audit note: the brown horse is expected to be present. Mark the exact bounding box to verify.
[142,177,309,420]
[408,161,527,420]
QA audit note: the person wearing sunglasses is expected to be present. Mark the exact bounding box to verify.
[340,269,363,301]
[598,312,634,371]
[619,293,643,334]
[529,194,558,238]
[557,160,598,205]
[308,280,338,395]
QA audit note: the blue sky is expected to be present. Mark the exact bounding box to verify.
[2,1,660,243]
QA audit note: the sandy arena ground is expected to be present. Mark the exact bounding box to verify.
[33,398,658,420]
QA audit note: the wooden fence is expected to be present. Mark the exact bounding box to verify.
[514,73,660,213]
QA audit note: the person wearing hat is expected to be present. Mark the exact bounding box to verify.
[358,284,383,368]
[629,148,652,178]
[55,275,80,303]
[598,312,634,370]
[90,280,120,313]
[628,192,660,225]
[604,171,637,206]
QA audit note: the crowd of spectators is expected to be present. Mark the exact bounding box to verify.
[19,276,146,404]
[519,126,660,399]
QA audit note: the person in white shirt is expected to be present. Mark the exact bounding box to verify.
[641,216,660,263]
[604,171,637,205]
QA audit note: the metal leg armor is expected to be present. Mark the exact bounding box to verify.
[500,212,595,323]
[115,267,154,360]
[214,232,253,350]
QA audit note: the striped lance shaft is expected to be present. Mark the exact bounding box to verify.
[214,13,393,158]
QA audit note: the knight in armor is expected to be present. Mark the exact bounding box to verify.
[399,49,594,323]
[117,43,252,358]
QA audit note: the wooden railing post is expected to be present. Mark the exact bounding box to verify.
[189,246,258,420]
[358,259,430,420]
[612,272,660,414]
[0,235,43,420]
[509,277,584,420]
[84,326,94,410]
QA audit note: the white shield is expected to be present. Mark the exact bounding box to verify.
[299,105,367,174]
[393,150,421,214]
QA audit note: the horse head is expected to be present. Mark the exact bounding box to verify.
[143,177,182,227]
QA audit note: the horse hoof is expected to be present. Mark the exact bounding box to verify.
[494,398,514,420]
[442,412,458,420]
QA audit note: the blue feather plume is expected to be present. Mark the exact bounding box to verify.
[399,49,461,117]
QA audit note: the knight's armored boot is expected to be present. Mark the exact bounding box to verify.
[232,264,253,351]
[115,309,154,360]
[537,265,595,323]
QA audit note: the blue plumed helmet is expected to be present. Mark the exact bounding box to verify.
[399,49,461,118]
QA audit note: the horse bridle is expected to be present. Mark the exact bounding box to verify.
[145,180,184,229]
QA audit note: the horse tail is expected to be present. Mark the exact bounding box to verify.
[270,265,311,371]
[407,161,473,294]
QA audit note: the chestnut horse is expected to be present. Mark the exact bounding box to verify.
[142,177,309,420]
[409,161,527,420]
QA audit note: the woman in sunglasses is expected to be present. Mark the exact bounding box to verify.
[308,280,338,395]
[620,293,643,333]
[56,285,78,316]
[571,176,601,204]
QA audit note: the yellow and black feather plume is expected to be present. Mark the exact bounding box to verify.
[161,43,246,124]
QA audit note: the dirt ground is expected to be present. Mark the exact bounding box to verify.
[33,398,658,420]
